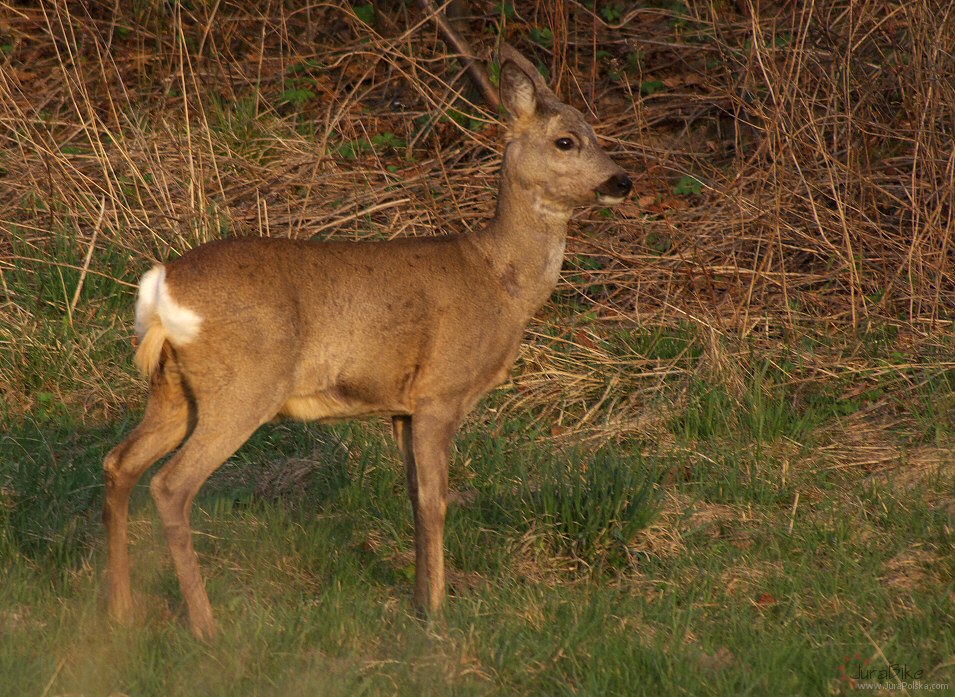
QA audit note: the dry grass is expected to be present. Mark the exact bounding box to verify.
[0,1,953,457]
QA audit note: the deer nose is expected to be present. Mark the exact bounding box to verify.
[597,172,632,200]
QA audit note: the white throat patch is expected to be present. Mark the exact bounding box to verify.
[532,196,572,220]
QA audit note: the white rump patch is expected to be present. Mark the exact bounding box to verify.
[135,265,202,345]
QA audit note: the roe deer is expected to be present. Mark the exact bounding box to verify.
[103,44,631,639]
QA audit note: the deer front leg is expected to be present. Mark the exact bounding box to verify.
[396,411,456,614]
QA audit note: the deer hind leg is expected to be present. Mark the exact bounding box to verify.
[395,410,457,614]
[148,407,265,641]
[104,358,193,623]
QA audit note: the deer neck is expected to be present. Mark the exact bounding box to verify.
[468,169,572,314]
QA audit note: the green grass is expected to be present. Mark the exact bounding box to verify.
[1,380,953,695]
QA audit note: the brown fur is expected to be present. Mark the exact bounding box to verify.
[102,45,632,639]
[133,318,166,377]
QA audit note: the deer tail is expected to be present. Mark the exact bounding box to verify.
[132,265,202,378]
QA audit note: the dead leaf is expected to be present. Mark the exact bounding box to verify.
[574,329,598,349]
[615,202,645,218]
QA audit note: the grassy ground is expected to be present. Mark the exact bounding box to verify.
[2,376,954,695]
[2,1,954,695]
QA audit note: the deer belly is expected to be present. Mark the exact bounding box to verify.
[278,377,413,422]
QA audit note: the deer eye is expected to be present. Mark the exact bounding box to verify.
[555,137,575,151]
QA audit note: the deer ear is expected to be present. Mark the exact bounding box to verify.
[499,59,537,121]
[498,44,552,121]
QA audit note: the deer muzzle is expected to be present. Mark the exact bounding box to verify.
[596,172,633,203]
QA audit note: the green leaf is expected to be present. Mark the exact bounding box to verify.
[353,3,375,25]
[492,3,516,18]
[371,132,405,149]
[529,27,553,47]
[601,4,624,22]
[280,88,316,108]
[674,175,704,196]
